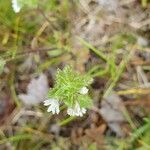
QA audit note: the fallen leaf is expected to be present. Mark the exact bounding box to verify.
[100,93,126,137]
[98,0,119,11]
[19,74,49,106]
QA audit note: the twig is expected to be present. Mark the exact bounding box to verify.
[16,47,58,56]
[4,47,58,62]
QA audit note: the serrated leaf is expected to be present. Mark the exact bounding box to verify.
[48,65,93,108]
[78,95,92,108]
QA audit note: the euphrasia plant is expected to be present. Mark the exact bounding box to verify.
[44,66,93,117]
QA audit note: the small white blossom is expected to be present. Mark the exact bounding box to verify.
[79,87,89,95]
[67,102,86,117]
[12,0,21,13]
[44,99,60,114]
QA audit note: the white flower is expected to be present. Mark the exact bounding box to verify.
[79,87,88,95]
[12,0,21,13]
[67,102,86,117]
[44,98,60,114]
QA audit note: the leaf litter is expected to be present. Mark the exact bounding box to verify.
[0,0,150,149]
[18,73,49,106]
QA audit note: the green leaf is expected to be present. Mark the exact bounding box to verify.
[48,65,93,108]
[0,58,6,75]
[78,95,92,108]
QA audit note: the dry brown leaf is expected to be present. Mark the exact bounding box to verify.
[100,93,126,137]
[18,74,49,106]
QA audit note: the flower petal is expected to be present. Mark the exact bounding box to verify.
[79,87,89,95]
[67,102,86,117]
[44,98,60,114]
[44,99,52,106]
[12,0,21,13]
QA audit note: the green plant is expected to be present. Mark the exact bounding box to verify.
[44,65,93,116]
[0,57,6,75]
[130,118,150,149]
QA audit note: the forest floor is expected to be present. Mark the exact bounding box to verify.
[0,0,150,150]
